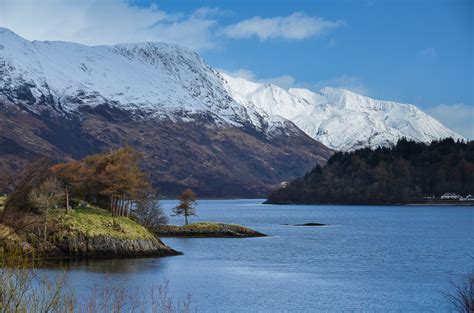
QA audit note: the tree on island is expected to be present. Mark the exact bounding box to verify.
[173,188,197,225]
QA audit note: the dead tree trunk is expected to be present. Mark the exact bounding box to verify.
[65,188,70,213]
[109,195,113,216]
[119,195,125,217]
[43,209,48,243]
[126,201,131,217]
[120,196,127,216]
[114,195,119,217]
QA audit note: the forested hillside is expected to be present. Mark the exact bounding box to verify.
[266,139,474,204]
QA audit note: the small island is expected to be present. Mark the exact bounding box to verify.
[157,188,266,238]
[153,222,267,238]
[283,223,327,227]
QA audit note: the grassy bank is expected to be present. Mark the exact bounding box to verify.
[1,202,179,259]
[153,222,267,238]
[53,204,156,241]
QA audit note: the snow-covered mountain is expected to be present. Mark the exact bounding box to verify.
[0,27,332,196]
[0,27,462,152]
[222,74,464,151]
[0,27,273,130]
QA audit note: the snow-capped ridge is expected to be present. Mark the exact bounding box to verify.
[0,28,278,133]
[221,72,464,151]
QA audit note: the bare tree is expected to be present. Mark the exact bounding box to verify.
[28,176,64,212]
[172,189,197,225]
[133,192,168,232]
[28,176,64,242]
[447,272,474,313]
[0,158,51,223]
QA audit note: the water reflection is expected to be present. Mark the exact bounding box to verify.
[44,257,169,274]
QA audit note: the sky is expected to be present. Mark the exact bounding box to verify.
[0,0,472,138]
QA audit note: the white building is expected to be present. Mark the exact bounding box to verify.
[440,193,461,200]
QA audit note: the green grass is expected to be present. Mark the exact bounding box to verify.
[182,222,249,232]
[53,204,155,241]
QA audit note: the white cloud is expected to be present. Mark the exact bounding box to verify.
[426,103,474,139]
[260,75,297,89]
[0,2,342,50]
[221,69,257,81]
[419,47,437,58]
[314,75,370,95]
[222,12,342,40]
[191,7,230,19]
[222,69,369,95]
[221,68,298,90]
[0,0,218,51]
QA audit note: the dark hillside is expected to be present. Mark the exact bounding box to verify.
[266,139,474,204]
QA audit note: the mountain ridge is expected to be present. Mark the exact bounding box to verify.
[221,73,464,151]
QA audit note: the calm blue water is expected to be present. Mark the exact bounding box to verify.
[41,200,473,312]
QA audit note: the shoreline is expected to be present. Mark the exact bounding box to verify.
[264,200,474,206]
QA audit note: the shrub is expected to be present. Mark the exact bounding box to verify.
[132,192,168,232]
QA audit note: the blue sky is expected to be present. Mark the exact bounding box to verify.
[0,0,472,137]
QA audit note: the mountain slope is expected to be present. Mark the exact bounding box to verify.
[0,28,332,196]
[222,74,464,151]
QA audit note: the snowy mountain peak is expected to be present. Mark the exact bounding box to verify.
[0,28,274,132]
[222,73,464,151]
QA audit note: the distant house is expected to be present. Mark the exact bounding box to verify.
[279,181,289,189]
[440,193,461,200]
[460,194,474,201]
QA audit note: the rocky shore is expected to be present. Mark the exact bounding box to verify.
[44,233,180,259]
[1,205,180,259]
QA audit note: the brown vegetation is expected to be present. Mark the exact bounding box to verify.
[52,146,151,217]
[0,107,332,197]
